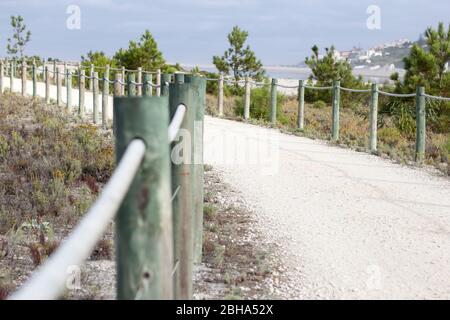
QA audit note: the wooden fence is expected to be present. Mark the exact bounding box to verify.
[3,59,207,300]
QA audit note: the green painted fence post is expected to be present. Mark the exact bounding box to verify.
[10,61,14,93]
[66,70,72,109]
[45,67,50,104]
[161,73,171,96]
[369,83,379,152]
[143,74,151,96]
[114,73,122,97]
[244,77,251,120]
[57,67,62,106]
[156,69,162,96]
[102,65,110,128]
[79,69,85,115]
[121,66,126,95]
[127,73,136,97]
[93,72,99,123]
[32,60,37,97]
[169,73,195,299]
[89,64,94,91]
[137,67,143,96]
[332,80,341,141]
[218,73,224,116]
[187,75,206,266]
[297,80,305,130]
[270,78,277,125]
[114,95,174,300]
[21,62,27,96]
[415,86,426,163]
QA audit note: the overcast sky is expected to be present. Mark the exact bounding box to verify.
[0,0,448,66]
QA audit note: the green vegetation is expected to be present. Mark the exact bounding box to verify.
[0,93,114,297]
[213,26,265,82]
[7,15,31,58]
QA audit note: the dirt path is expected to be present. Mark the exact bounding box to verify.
[204,116,450,299]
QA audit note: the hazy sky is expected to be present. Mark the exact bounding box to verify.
[0,0,448,66]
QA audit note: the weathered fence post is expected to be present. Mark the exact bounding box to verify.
[297,80,305,130]
[114,73,122,97]
[169,74,194,299]
[156,69,162,96]
[127,73,136,97]
[161,73,171,96]
[66,70,72,109]
[89,64,94,91]
[21,61,27,96]
[0,60,4,94]
[244,77,251,120]
[32,60,37,97]
[415,86,426,163]
[79,69,85,115]
[102,65,110,128]
[93,71,99,123]
[114,95,174,300]
[10,61,14,93]
[57,67,62,106]
[121,67,126,95]
[332,80,341,141]
[45,67,50,104]
[218,73,224,116]
[189,75,206,265]
[369,83,379,152]
[270,78,278,125]
[143,74,151,96]
[137,67,143,96]
[52,60,56,84]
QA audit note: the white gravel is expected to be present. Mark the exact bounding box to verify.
[204,116,450,300]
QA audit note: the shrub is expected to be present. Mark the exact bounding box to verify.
[312,100,327,109]
[378,127,404,147]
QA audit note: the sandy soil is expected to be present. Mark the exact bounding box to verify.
[204,115,450,299]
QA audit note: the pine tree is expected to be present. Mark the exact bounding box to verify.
[7,15,31,58]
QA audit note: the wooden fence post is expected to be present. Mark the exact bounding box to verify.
[415,86,426,163]
[89,64,94,91]
[32,60,37,97]
[53,60,57,84]
[188,75,206,265]
[0,60,4,94]
[161,73,170,96]
[127,73,136,97]
[121,67,126,95]
[57,67,62,106]
[297,80,305,130]
[270,78,277,125]
[143,74,151,96]
[156,69,162,96]
[369,83,378,152]
[114,95,174,300]
[244,77,251,120]
[137,67,143,96]
[10,61,14,93]
[332,80,340,141]
[169,74,195,299]
[45,67,50,104]
[93,72,99,123]
[66,70,72,109]
[21,62,27,96]
[114,73,122,97]
[79,69,85,115]
[218,73,224,116]
[102,65,110,128]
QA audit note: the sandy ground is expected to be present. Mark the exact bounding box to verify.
[204,116,450,299]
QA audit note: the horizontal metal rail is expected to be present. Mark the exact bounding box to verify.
[9,139,146,300]
[168,104,187,142]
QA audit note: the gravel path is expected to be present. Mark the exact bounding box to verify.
[204,116,450,300]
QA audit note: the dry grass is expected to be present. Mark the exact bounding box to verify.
[0,92,114,299]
